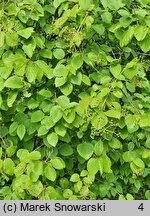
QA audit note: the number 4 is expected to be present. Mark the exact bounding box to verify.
[138,203,144,211]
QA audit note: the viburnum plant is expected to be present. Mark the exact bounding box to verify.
[0,0,150,200]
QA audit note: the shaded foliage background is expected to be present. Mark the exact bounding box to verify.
[0,0,150,200]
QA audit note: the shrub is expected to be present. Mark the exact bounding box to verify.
[0,0,150,200]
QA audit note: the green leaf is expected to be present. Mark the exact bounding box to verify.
[101,12,112,24]
[94,140,104,156]
[50,105,63,123]
[0,94,2,107]
[38,125,49,136]
[70,173,80,182]
[145,190,150,200]
[142,149,150,158]
[145,138,150,149]
[101,0,124,10]
[55,77,67,87]
[26,161,42,182]
[126,58,138,68]
[59,178,69,189]
[63,189,73,199]
[4,76,23,89]
[18,27,34,39]
[91,113,108,129]
[43,186,57,199]
[35,60,54,79]
[7,90,18,107]
[6,32,18,47]
[57,95,70,109]
[53,0,66,8]
[59,144,73,156]
[126,82,135,93]
[113,88,123,98]
[44,165,56,181]
[41,116,55,130]
[97,157,103,175]
[82,74,91,86]
[27,170,40,182]
[0,147,2,158]
[38,89,52,98]
[105,110,121,119]
[77,143,93,160]
[34,35,45,48]
[47,132,58,147]
[27,98,39,109]
[3,158,15,176]
[28,181,43,197]
[110,64,125,80]
[126,193,134,200]
[12,175,31,191]
[101,155,112,173]
[50,157,65,170]
[40,49,52,59]
[6,145,17,157]
[130,163,139,175]
[122,151,137,162]
[133,158,145,169]
[139,114,150,127]
[86,15,94,28]
[0,159,2,173]
[134,25,149,41]
[63,110,75,123]
[53,64,68,77]
[124,67,137,79]
[22,38,36,58]
[80,170,88,177]
[54,123,67,137]
[102,90,114,104]
[31,110,44,123]
[18,10,29,23]
[0,64,13,80]
[17,149,30,162]
[0,127,8,138]
[7,3,19,15]
[119,194,125,200]
[125,114,139,133]
[17,124,26,140]
[0,77,4,91]
[71,54,83,70]
[109,137,122,149]
[29,151,41,160]
[138,33,150,53]
[120,26,134,47]
[87,158,99,176]
[70,72,82,85]
[53,48,65,59]
[9,122,18,135]
[26,63,37,83]
[60,82,73,96]
[92,24,105,36]
[0,32,5,47]
[29,161,43,176]
[79,0,93,10]
[14,62,26,77]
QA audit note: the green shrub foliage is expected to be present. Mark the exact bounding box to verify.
[0,0,150,200]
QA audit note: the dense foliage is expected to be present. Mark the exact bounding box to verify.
[0,0,150,200]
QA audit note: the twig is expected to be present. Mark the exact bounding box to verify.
[136,52,150,56]
[101,86,113,109]
[77,12,88,32]
[126,96,141,114]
